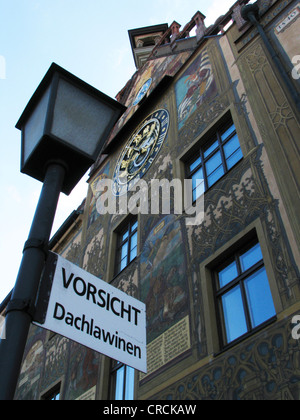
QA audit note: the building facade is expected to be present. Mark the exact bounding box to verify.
[2,0,300,400]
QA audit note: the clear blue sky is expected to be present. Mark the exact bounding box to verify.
[0,0,236,302]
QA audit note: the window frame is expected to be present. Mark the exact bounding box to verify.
[115,217,138,276]
[186,120,243,200]
[41,383,61,400]
[213,239,276,350]
[110,361,135,401]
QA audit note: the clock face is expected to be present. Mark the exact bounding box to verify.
[113,109,169,196]
[133,78,152,106]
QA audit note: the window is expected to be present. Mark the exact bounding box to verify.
[187,121,243,201]
[110,361,135,400]
[214,241,276,348]
[42,384,61,400]
[115,217,138,275]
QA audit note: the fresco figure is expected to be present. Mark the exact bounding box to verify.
[176,49,217,130]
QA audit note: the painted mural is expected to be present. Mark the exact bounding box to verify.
[140,215,189,343]
[152,312,300,400]
[175,49,217,130]
[125,52,191,108]
[64,342,99,400]
[88,161,110,230]
[81,161,111,279]
[14,327,45,400]
[60,228,82,267]
[106,51,192,148]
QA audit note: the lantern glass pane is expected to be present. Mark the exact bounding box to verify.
[51,79,116,157]
[23,85,51,163]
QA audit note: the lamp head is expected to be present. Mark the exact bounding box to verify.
[16,63,126,194]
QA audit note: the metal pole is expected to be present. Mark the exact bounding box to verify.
[0,162,66,400]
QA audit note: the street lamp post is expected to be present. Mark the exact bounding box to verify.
[0,63,125,400]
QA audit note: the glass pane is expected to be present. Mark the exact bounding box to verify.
[221,124,235,142]
[207,165,224,188]
[115,366,125,400]
[121,243,128,261]
[189,156,202,172]
[193,178,205,201]
[125,367,135,400]
[240,243,263,272]
[245,267,276,328]
[204,140,218,158]
[130,232,137,251]
[221,285,248,343]
[131,220,138,233]
[226,148,243,170]
[223,134,240,159]
[130,246,137,262]
[218,260,238,288]
[192,168,204,200]
[192,167,203,189]
[205,151,222,175]
[122,230,129,242]
[23,85,51,162]
[120,256,127,272]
